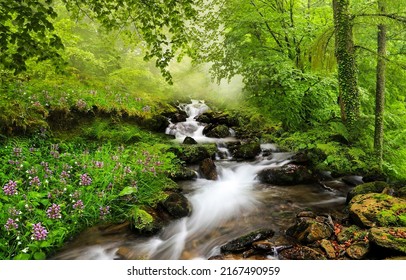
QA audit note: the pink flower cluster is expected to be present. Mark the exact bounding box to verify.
[79,173,92,186]
[32,223,48,241]
[46,203,62,219]
[3,180,17,196]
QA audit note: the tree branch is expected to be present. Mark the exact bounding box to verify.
[355,13,406,24]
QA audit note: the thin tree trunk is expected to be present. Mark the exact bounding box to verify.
[332,0,360,127]
[374,0,387,168]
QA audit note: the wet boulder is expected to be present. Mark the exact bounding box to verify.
[231,142,261,160]
[349,193,406,228]
[369,227,406,254]
[199,158,218,180]
[168,144,217,164]
[346,181,390,204]
[161,192,191,219]
[220,228,275,253]
[168,167,197,181]
[183,136,198,145]
[143,114,170,132]
[257,164,317,186]
[286,212,334,243]
[203,124,231,138]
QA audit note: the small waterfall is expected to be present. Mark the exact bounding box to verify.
[165,100,236,143]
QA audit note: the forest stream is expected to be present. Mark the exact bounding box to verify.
[51,100,353,260]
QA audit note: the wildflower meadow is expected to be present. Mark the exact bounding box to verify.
[0,135,179,259]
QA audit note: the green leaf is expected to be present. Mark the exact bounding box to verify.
[14,253,31,260]
[34,252,46,260]
[118,186,137,197]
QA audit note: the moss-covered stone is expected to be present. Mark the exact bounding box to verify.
[369,227,406,254]
[168,144,217,164]
[257,164,317,186]
[204,124,231,138]
[346,181,390,204]
[286,216,333,243]
[336,225,368,243]
[231,142,261,160]
[161,192,191,219]
[221,229,275,253]
[345,241,370,259]
[131,206,163,234]
[349,193,406,228]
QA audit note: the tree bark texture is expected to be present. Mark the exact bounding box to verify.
[332,0,360,126]
[374,0,387,167]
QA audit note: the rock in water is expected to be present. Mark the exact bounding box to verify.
[221,229,275,253]
[183,136,198,144]
[257,164,316,186]
[161,192,191,219]
[199,158,218,180]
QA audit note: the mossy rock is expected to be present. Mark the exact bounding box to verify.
[369,227,406,254]
[204,124,231,138]
[231,142,261,160]
[286,216,333,244]
[257,164,317,186]
[345,241,370,259]
[161,192,191,219]
[168,166,197,181]
[168,144,217,164]
[142,114,170,132]
[337,225,368,243]
[130,206,164,234]
[346,181,390,204]
[349,193,406,228]
[221,228,275,253]
[397,187,406,199]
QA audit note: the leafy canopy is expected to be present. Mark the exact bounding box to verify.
[0,0,200,82]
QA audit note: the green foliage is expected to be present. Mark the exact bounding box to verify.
[0,135,180,259]
[0,0,63,73]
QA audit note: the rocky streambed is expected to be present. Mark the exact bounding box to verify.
[52,100,406,260]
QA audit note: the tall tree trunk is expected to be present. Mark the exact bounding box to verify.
[332,0,360,127]
[374,0,387,168]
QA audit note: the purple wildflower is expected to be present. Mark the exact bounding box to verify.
[29,176,41,187]
[124,166,132,174]
[46,203,62,219]
[32,223,48,241]
[79,173,92,186]
[13,147,22,156]
[94,161,104,168]
[76,99,87,111]
[71,190,81,199]
[60,171,70,179]
[8,207,21,216]
[4,218,19,231]
[99,206,110,219]
[73,200,84,210]
[3,180,17,196]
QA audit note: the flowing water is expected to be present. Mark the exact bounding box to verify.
[52,100,348,260]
